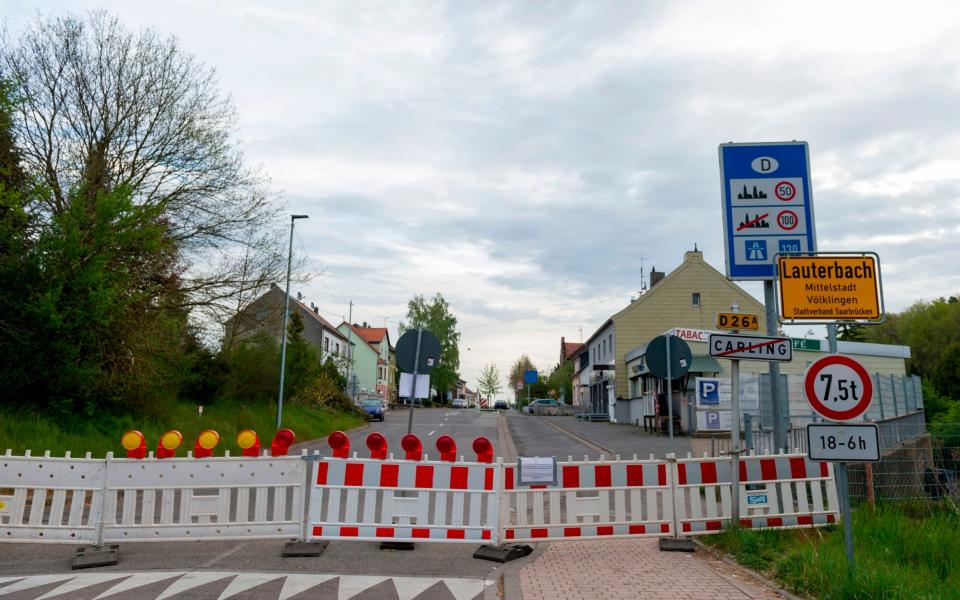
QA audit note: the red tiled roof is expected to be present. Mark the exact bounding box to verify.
[338,322,382,354]
[354,327,388,344]
[563,342,585,360]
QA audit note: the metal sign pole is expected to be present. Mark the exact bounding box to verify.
[728,306,743,527]
[407,328,423,435]
[827,323,855,572]
[764,281,786,451]
[666,332,674,455]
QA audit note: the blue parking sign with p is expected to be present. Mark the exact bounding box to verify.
[698,379,719,405]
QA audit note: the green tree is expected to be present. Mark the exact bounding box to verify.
[508,355,536,402]
[283,311,322,401]
[546,361,574,404]
[477,363,503,400]
[399,294,460,401]
[219,333,280,405]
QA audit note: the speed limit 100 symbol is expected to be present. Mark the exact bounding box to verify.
[803,354,873,421]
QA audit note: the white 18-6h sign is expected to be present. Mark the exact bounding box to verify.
[803,354,873,421]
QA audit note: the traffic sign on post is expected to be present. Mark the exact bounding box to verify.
[803,354,874,421]
[777,253,884,323]
[715,312,759,331]
[807,423,880,462]
[708,334,792,362]
[719,142,817,280]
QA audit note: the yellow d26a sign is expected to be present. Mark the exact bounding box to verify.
[716,312,760,331]
[777,254,884,323]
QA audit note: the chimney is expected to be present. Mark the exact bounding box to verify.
[650,266,665,288]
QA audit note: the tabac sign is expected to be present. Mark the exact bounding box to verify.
[777,253,884,324]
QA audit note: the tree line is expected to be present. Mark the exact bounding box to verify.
[0,12,334,424]
[842,296,960,422]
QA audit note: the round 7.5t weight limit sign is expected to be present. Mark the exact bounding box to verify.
[803,354,873,421]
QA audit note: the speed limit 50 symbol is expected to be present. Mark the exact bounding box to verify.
[803,354,873,421]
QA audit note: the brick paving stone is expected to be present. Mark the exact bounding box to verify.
[518,538,783,600]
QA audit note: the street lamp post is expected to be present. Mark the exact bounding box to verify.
[276,214,309,429]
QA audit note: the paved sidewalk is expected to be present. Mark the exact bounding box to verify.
[519,538,782,600]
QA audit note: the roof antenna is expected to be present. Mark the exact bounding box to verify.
[640,257,647,294]
[694,243,698,252]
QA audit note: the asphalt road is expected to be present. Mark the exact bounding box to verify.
[297,407,501,461]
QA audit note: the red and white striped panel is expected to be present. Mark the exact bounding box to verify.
[675,453,839,536]
[501,460,673,543]
[308,457,500,545]
[315,458,496,491]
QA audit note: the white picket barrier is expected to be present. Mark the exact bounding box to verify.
[1,433,840,551]
[673,452,839,535]
[500,455,674,542]
[306,453,501,544]
[0,450,105,544]
[100,452,306,542]
[0,449,308,545]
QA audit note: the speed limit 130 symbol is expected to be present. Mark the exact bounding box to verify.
[803,354,873,421]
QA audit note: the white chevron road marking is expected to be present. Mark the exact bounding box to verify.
[216,572,285,599]
[155,571,235,600]
[336,575,387,600]
[0,574,76,596]
[0,572,492,600]
[91,573,183,600]
[34,573,130,600]
[277,574,338,600]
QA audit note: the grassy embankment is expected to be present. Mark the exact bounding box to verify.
[704,501,959,599]
[0,400,365,458]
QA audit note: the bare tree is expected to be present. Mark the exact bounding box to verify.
[1,11,286,329]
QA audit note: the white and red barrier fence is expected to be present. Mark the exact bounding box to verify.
[1,430,839,551]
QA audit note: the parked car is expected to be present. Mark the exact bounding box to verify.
[361,399,385,421]
[494,399,509,410]
[451,398,468,409]
[524,398,559,414]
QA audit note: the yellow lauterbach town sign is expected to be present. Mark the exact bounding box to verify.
[777,254,883,323]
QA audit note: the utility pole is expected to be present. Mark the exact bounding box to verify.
[346,300,355,402]
[276,214,309,429]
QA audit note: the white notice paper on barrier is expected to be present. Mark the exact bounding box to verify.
[518,456,557,486]
[399,373,430,399]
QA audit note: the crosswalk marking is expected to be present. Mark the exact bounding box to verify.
[0,572,493,600]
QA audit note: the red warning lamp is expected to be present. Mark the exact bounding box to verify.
[271,428,296,457]
[366,432,388,460]
[436,435,457,462]
[121,430,146,459]
[237,429,260,457]
[156,430,183,459]
[401,434,423,461]
[194,429,220,458]
[472,436,494,463]
[328,431,350,458]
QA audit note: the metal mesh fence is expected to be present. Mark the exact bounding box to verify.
[847,422,960,503]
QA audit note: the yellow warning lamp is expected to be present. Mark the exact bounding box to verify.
[194,429,220,458]
[156,430,183,459]
[121,430,146,459]
[237,429,260,457]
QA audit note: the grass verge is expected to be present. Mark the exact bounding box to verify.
[703,501,960,599]
[0,400,365,458]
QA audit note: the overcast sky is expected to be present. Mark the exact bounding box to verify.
[5,1,960,394]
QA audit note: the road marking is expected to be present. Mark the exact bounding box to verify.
[2,572,492,600]
[428,430,435,436]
